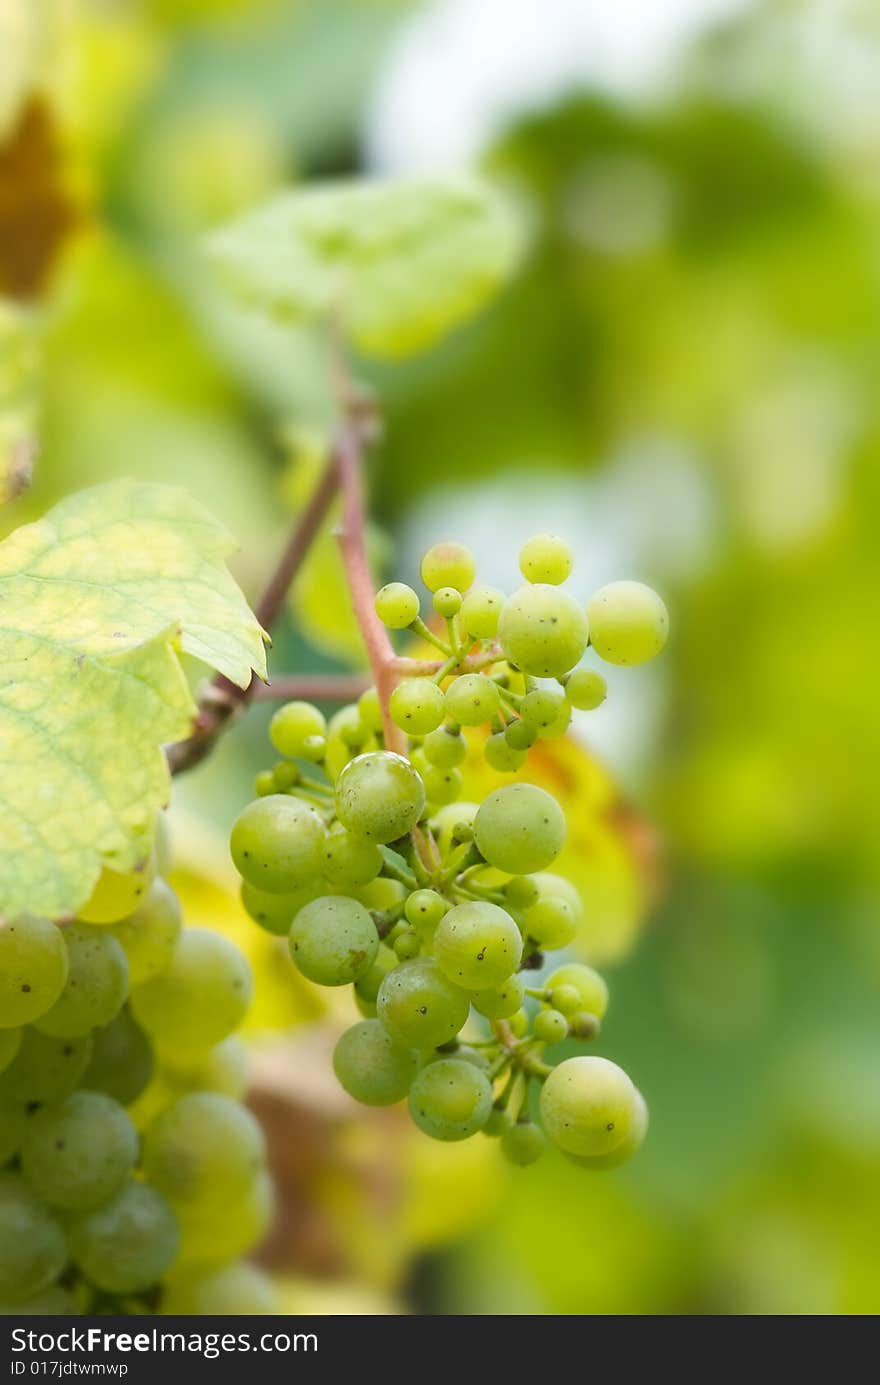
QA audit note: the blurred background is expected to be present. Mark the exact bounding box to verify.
[2,0,879,1315]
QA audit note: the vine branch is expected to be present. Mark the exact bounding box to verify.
[252,673,369,703]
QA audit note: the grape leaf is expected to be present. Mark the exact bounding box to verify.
[0,480,267,920]
[206,176,522,359]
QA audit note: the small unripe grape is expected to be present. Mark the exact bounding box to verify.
[79,857,156,925]
[564,669,607,710]
[322,827,383,889]
[586,581,668,666]
[422,766,463,806]
[404,889,448,931]
[299,734,326,762]
[269,701,326,759]
[289,896,379,986]
[35,925,128,1039]
[522,687,566,729]
[389,678,446,736]
[537,699,571,740]
[505,718,537,751]
[254,770,275,797]
[423,726,466,768]
[534,1008,568,1044]
[335,752,426,844]
[394,930,420,961]
[131,929,252,1056]
[358,687,384,734]
[570,1011,600,1040]
[499,584,588,678]
[230,795,325,893]
[0,916,68,1028]
[508,1008,529,1038]
[470,973,524,1019]
[375,582,420,629]
[433,587,462,618]
[501,1121,547,1166]
[539,1056,639,1157]
[272,760,299,791]
[545,963,608,1020]
[354,945,396,1005]
[460,586,504,639]
[548,984,581,1017]
[519,534,573,586]
[420,542,475,594]
[22,1091,138,1211]
[333,1020,418,1106]
[564,1088,648,1169]
[433,900,522,989]
[240,881,318,936]
[474,783,566,875]
[484,733,526,774]
[504,876,540,910]
[408,1058,492,1141]
[429,801,479,854]
[377,958,470,1049]
[444,674,500,726]
[517,874,582,950]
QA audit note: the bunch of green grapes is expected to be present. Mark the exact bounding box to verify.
[0,821,278,1316]
[232,535,666,1167]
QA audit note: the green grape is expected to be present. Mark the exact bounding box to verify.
[163,1036,249,1101]
[569,1011,601,1040]
[404,889,448,931]
[505,876,540,909]
[433,901,522,989]
[508,1008,529,1038]
[299,734,327,762]
[240,880,319,936]
[323,706,362,781]
[586,581,668,666]
[358,687,384,734]
[354,993,376,1018]
[68,1180,179,1294]
[0,1099,27,1164]
[81,1008,154,1106]
[484,732,526,773]
[354,945,397,1005]
[335,752,426,844]
[564,669,607,710]
[539,1056,640,1157]
[422,766,463,806]
[322,826,383,889]
[333,1019,418,1106]
[230,795,326,893]
[389,678,446,736]
[518,875,581,949]
[0,1028,93,1106]
[470,972,525,1019]
[534,1008,568,1044]
[393,929,420,961]
[521,687,566,729]
[254,770,275,797]
[377,958,470,1049]
[501,1121,547,1166]
[423,726,466,768]
[408,1059,492,1141]
[143,1092,265,1210]
[429,801,479,854]
[131,929,252,1056]
[505,718,538,750]
[111,879,182,987]
[269,700,327,759]
[79,856,156,925]
[22,1091,138,1211]
[375,582,420,628]
[0,916,68,1028]
[0,1174,67,1304]
[0,1284,79,1315]
[0,1027,22,1075]
[353,877,406,912]
[425,1043,491,1072]
[35,925,128,1039]
[547,984,582,1018]
[498,584,588,677]
[420,542,475,594]
[519,534,573,586]
[174,1171,272,1272]
[433,586,462,618]
[288,896,378,986]
[474,784,565,874]
[444,673,500,726]
[537,698,571,740]
[161,1261,279,1316]
[272,760,299,791]
[564,1088,648,1169]
[484,1107,511,1137]
[545,963,608,1020]
[460,586,504,640]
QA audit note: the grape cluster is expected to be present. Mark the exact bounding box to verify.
[0,823,277,1316]
[232,536,666,1168]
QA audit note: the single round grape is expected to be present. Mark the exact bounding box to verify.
[288,896,378,986]
[498,584,588,678]
[143,1092,265,1211]
[422,766,463,806]
[375,582,420,629]
[0,1027,22,1075]
[408,1059,492,1141]
[230,795,326,893]
[377,958,470,1049]
[22,1091,138,1211]
[389,678,446,736]
[272,760,299,791]
[0,1028,93,1106]
[564,1088,649,1169]
[79,856,156,925]
[240,880,319,936]
[404,889,448,931]
[420,542,475,594]
[518,875,582,950]
[422,727,465,770]
[0,1284,79,1315]
[173,1171,272,1272]
[548,984,582,1018]
[534,1008,568,1044]
[161,1261,279,1316]
[564,669,607,710]
[429,801,479,854]
[353,945,397,1005]
[433,586,462,618]
[299,734,326,762]
[539,1055,640,1157]
[586,581,668,666]
[569,1011,601,1040]
[335,751,426,844]
[508,1008,529,1037]
[505,876,540,909]
[470,972,525,1019]
[333,1019,419,1106]
[81,1008,154,1106]
[68,1180,178,1293]
[162,1036,249,1102]
[460,586,504,640]
[0,916,68,1027]
[501,1121,547,1166]
[484,732,526,774]
[474,784,565,875]
[111,878,182,987]
[0,1174,67,1304]
[131,929,252,1056]
[393,929,420,961]
[545,963,608,1020]
[35,925,128,1039]
[358,687,384,734]
[269,700,327,759]
[254,770,275,797]
[353,876,406,912]
[444,674,500,727]
[519,534,573,586]
[322,827,383,889]
[536,698,571,740]
[505,718,538,750]
[522,687,566,729]
[433,901,522,990]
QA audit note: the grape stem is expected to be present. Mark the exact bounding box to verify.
[389,646,503,677]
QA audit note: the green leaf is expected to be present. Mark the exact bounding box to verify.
[206,176,522,359]
[0,480,267,920]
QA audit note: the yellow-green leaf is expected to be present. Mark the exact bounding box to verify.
[206,176,522,359]
[0,480,267,920]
